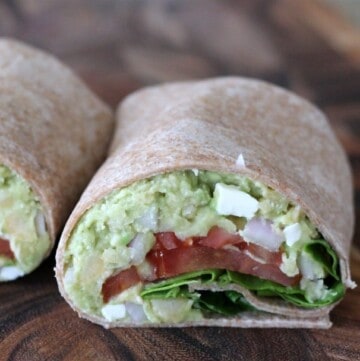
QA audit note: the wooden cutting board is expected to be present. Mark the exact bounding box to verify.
[0,0,359,360]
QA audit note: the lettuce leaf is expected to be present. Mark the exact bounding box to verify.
[141,270,254,315]
[140,239,344,315]
[304,239,340,280]
[225,272,344,308]
[141,269,222,299]
[194,291,254,315]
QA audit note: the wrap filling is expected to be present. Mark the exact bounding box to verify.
[0,165,51,280]
[63,170,344,323]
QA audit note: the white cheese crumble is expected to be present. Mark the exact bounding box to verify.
[214,183,259,219]
[0,266,24,281]
[236,154,245,167]
[280,251,299,277]
[299,251,325,280]
[64,267,75,285]
[300,279,329,303]
[283,223,302,246]
[101,304,126,321]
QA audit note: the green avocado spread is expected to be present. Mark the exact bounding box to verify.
[0,165,51,281]
[63,170,344,323]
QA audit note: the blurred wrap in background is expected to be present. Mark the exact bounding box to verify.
[0,1,360,360]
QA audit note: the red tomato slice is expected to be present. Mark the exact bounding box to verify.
[197,227,282,265]
[155,232,182,250]
[198,226,243,249]
[102,227,295,302]
[0,238,15,260]
[148,245,297,287]
[102,266,141,303]
[243,243,283,265]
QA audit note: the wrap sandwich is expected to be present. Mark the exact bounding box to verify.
[0,39,113,281]
[56,77,355,328]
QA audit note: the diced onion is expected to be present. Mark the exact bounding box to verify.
[182,204,196,218]
[129,234,147,265]
[129,233,155,266]
[149,299,193,323]
[136,260,155,280]
[137,206,158,231]
[125,302,147,323]
[241,218,283,252]
[35,211,47,237]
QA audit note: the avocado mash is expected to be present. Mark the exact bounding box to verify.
[0,165,51,280]
[63,170,343,323]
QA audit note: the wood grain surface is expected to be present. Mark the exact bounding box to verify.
[1,0,360,360]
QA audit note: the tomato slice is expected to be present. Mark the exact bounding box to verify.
[242,243,283,265]
[198,226,243,249]
[147,245,297,287]
[102,227,295,303]
[0,238,15,260]
[155,232,182,250]
[102,266,141,303]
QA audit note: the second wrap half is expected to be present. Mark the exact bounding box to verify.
[0,39,113,280]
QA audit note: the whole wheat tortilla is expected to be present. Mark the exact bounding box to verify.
[56,77,354,328]
[0,38,114,265]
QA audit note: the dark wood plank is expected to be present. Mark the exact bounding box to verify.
[0,0,359,360]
